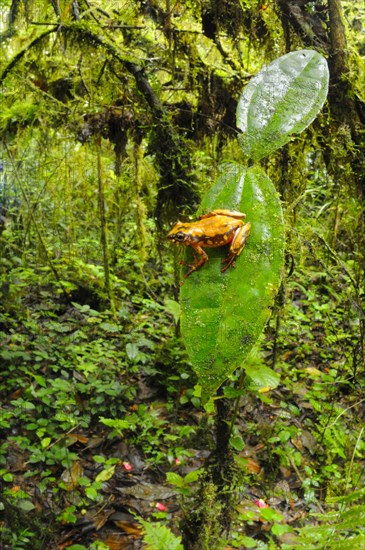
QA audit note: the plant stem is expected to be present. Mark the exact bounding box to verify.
[96,137,114,311]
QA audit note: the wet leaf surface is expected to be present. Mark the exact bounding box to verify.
[237,50,329,160]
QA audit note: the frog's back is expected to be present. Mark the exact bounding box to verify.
[191,216,241,246]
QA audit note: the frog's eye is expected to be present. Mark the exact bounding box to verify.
[175,232,185,242]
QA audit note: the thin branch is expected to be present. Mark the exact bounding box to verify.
[29,21,203,33]
[49,0,60,19]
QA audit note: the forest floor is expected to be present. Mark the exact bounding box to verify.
[1,271,364,549]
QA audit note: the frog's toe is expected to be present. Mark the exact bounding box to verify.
[221,256,236,272]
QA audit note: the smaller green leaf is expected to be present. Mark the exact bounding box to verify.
[95,465,116,483]
[11,400,35,410]
[203,399,215,414]
[78,476,91,486]
[99,322,121,333]
[17,499,36,512]
[31,373,47,387]
[126,342,138,360]
[237,50,329,160]
[271,523,291,536]
[223,387,246,399]
[183,469,202,484]
[99,417,131,434]
[93,455,106,463]
[260,507,283,522]
[85,486,99,500]
[230,435,245,451]
[236,536,257,548]
[3,472,13,482]
[60,506,78,524]
[164,299,181,323]
[244,364,280,392]
[166,472,184,488]
[41,437,51,449]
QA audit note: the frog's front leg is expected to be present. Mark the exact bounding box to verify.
[184,245,209,278]
[221,222,251,273]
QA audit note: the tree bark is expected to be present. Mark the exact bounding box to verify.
[326,0,365,371]
[327,0,359,129]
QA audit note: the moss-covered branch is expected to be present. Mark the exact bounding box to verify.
[0,28,56,85]
[0,21,198,224]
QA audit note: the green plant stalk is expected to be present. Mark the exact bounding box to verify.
[228,369,247,437]
[96,138,114,311]
[134,137,148,265]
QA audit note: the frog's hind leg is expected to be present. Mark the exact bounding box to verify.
[221,223,251,273]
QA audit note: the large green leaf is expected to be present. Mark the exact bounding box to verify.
[237,50,329,160]
[180,163,285,402]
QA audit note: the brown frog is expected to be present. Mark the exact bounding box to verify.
[167,209,251,278]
